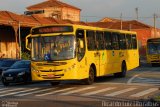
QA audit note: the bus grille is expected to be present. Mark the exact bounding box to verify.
[40,70,63,72]
[36,62,67,66]
[150,55,159,59]
[151,60,160,63]
[41,74,64,79]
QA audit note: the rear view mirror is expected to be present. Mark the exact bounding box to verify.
[78,39,84,49]
[26,35,31,51]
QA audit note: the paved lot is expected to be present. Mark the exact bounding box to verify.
[0,61,159,107]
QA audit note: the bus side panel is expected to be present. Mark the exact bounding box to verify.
[85,51,100,77]
[76,56,89,80]
[75,51,100,79]
[99,50,108,76]
[126,49,139,71]
[103,50,121,75]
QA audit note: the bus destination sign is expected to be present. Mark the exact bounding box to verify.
[148,38,160,42]
[32,26,73,34]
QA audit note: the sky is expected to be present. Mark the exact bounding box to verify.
[0,0,160,28]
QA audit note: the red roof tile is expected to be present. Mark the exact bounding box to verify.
[19,15,40,26]
[88,20,154,30]
[31,15,55,25]
[27,0,81,10]
[63,19,74,24]
[53,18,66,24]
[0,11,15,21]
[111,20,153,29]
[99,17,121,22]
[73,21,89,26]
[62,19,90,26]
[88,22,115,28]
[0,11,157,31]
[0,11,19,25]
[0,11,39,27]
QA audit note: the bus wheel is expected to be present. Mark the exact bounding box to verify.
[152,63,157,67]
[114,62,126,78]
[84,67,95,85]
[50,81,60,86]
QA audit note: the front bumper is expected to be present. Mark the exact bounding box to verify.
[31,68,88,81]
[2,74,28,83]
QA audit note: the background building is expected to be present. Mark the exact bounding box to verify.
[26,0,81,21]
[0,1,160,59]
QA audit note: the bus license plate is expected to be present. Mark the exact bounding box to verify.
[48,74,55,78]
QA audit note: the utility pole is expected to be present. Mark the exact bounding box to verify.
[153,13,157,38]
[153,13,157,29]
[120,13,123,30]
[135,7,139,21]
[86,19,88,23]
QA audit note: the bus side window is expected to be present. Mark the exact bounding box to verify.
[76,29,85,61]
[132,35,137,49]
[126,34,132,49]
[119,34,127,49]
[104,32,112,50]
[96,31,104,50]
[86,30,96,50]
[111,33,120,50]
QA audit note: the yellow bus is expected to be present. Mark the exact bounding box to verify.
[26,24,139,85]
[146,38,160,66]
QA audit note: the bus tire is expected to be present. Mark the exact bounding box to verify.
[83,67,95,85]
[114,62,127,78]
[50,81,60,86]
[152,63,157,67]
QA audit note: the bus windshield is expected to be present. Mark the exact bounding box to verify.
[148,43,160,54]
[32,35,76,61]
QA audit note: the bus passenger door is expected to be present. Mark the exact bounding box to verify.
[96,31,106,76]
[119,33,127,67]
[104,32,115,75]
[109,33,121,73]
[125,34,139,70]
[86,30,101,77]
[76,29,86,79]
[94,50,100,76]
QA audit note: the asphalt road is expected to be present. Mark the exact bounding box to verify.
[0,61,160,107]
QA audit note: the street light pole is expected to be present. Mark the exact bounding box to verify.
[18,21,22,59]
[120,13,123,30]
[153,13,157,38]
[135,7,139,21]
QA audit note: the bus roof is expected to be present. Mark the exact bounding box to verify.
[147,38,160,42]
[31,24,137,35]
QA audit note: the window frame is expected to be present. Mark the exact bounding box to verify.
[111,32,120,50]
[96,31,105,50]
[131,34,137,49]
[86,30,96,51]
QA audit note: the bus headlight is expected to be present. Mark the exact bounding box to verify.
[32,67,40,73]
[32,67,41,77]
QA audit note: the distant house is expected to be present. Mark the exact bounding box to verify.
[99,17,121,22]
[26,0,81,21]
